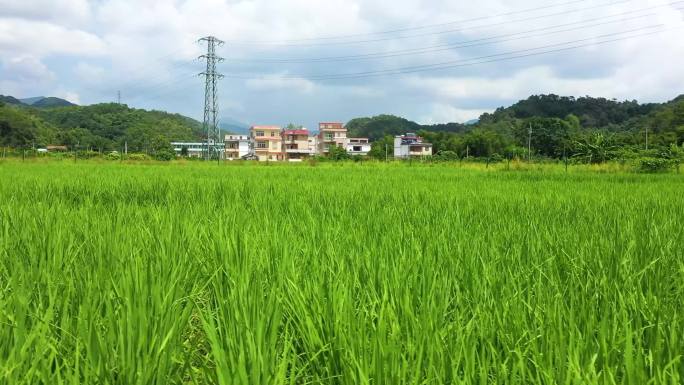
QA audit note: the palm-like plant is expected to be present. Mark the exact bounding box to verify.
[573,133,617,164]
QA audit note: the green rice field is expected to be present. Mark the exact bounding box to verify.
[0,161,682,384]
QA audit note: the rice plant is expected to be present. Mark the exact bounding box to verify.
[0,161,682,384]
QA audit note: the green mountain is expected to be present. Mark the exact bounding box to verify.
[0,98,203,151]
[19,96,47,105]
[0,95,24,105]
[32,97,76,108]
[346,95,683,159]
[346,114,467,141]
[12,96,77,108]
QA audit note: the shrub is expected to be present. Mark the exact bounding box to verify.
[154,150,176,161]
[105,152,121,161]
[77,150,101,159]
[127,153,150,161]
[636,157,675,173]
[434,150,459,161]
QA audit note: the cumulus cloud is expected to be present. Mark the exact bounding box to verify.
[0,0,91,24]
[246,75,317,93]
[0,18,106,57]
[1,0,683,125]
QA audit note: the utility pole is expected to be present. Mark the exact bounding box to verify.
[199,36,225,161]
[528,123,532,162]
[645,126,649,151]
[385,143,388,162]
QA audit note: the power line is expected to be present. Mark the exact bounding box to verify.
[226,7,666,63]
[223,0,604,43]
[226,0,639,46]
[222,24,676,81]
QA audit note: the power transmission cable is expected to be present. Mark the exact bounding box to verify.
[224,0,609,43]
[114,60,198,97]
[225,0,638,46]
[226,7,669,63]
[125,72,198,102]
[222,24,677,80]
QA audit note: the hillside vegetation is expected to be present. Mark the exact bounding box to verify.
[1,94,683,164]
[0,99,203,152]
[356,95,684,161]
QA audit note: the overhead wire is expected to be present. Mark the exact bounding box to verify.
[224,0,602,43]
[225,6,670,63]
[222,24,678,80]
[225,0,637,46]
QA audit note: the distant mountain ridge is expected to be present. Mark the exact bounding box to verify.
[23,96,76,108]
[3,95,77,108]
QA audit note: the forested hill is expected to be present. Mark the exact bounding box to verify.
[480,94,660,127]
[352,94,684,160]
[0,99,203,151]
[347,114,467,140]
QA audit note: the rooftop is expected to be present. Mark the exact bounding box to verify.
[251,125,281,130]
[282,129,309,136]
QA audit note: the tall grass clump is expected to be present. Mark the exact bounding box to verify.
[0,160,682,384]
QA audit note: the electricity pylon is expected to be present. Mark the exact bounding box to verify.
[199,36,224,160]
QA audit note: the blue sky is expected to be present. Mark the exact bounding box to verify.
[1,0,683,129]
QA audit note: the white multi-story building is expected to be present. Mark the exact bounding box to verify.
[171,142,225,158]
[308,135,319,155]
[346,138,371,156]
[224,134,250,160]
[394,133,432,159]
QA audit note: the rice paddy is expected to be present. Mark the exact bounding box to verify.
[0,160,682,384]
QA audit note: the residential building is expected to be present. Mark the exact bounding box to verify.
[318,122,348,155]
[171,142,209,158]
[308,135,319,155]
[224,134,250,160]
[251,125,284,161]
[346,138,371,156]
[393,133,433,158]
[282,128,312,162]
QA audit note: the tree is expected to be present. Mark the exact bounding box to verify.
[368,135,394,160]
[572,133,617,164]
[327,144,350,160]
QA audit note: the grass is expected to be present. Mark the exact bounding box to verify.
[0,160,682,384]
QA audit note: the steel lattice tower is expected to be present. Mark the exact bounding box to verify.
[199,36,225,160]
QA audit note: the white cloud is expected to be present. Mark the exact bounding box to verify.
[2,56,55,82]
[0,0,91,24]
[1,0,683,125]
[0,18,106,57]
[419,104,487,124]
[246,76,317,93]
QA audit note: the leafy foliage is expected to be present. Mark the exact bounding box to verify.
[0,100,203,152]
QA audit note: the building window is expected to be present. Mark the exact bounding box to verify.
[270,131,276,137]
[353,146,362,152]
[256,131,264,137]
[257,141,267,149]
[324,133,333,141]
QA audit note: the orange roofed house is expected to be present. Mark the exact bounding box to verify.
[250,126,284,161]
[282,128,313,162]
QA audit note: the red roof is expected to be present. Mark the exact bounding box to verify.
[282,129,309,135]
